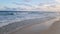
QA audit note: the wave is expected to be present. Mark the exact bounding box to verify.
[0,11,60,23]
[0,11,60,34]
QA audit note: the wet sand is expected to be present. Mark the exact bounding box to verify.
[10,23,49,34]
[10,19,60,34]
[42,20,60,34]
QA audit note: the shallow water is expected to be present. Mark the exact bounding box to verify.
[0,11,60,27]
[0,11,60,34]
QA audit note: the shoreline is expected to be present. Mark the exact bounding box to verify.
[10,17,60,34]
[0,17,54,34]
[0,15,60,34]
[41,19,60,34]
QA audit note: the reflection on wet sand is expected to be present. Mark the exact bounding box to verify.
[42,20,60,34]
[10,19,60,34]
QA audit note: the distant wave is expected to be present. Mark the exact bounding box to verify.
[0,12,14,15]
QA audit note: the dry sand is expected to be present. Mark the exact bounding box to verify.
[10,20,60,34]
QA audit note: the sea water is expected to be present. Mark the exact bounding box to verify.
[0,11,60,27]
[0,11,60,34]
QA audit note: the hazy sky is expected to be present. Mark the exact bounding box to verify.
[0,0,60,11]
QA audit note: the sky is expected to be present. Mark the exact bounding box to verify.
[0,0,60,11]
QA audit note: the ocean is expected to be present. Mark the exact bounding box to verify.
[0,11,59,23]
[0,11,60,24]
[0,11,60,34]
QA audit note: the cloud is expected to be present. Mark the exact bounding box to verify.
[1,0,60,12]
[55,0,60,3]
[13,2,32,7]
[1,4,60,11]
[23,0,31,2]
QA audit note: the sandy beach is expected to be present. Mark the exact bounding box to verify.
[10,18,60,34]
[42,20,60,34]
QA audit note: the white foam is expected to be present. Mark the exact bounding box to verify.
[0,12,60,27]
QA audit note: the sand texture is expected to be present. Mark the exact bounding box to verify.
[9,16,60,34]
[10,20,60,34]
[42,21,60,34]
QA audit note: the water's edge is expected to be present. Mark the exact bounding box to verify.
[0,16,60,34]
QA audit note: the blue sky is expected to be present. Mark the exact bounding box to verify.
[0,0,60,11]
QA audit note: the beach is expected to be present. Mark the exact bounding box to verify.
[0,12,60,34]
[10,17,60,34]
[42,20,60,34]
